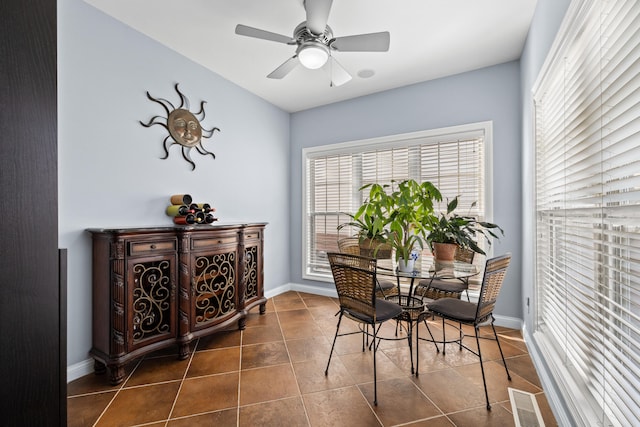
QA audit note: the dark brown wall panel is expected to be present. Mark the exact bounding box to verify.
[0,0,63,424]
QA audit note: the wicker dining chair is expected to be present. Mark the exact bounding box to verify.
[337,236,361,255]
[414,246,477,301]
[419,253,512,410]
[337,237,398,298]
[325,252,404,405]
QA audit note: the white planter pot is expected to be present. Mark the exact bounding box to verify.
[398,258,415,273]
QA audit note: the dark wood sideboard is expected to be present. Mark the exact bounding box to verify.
[87,223,267,384]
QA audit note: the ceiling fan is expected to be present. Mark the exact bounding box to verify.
[235,0,390,87]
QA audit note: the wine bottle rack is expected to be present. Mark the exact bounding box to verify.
[165,193,218,225]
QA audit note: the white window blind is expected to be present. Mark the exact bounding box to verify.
[534,0,640,425]
[303,125,488,280]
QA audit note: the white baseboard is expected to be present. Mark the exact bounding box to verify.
[265,282,338,299]
[264,283,294,299]
[68,358,95,382]
[493,314,523,330]
[289,282,338,298]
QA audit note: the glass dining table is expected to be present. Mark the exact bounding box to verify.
[374,259,479,374]
[376,259,479,303]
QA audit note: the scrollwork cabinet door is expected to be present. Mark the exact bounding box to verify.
[242,226,266,314]
[126,255,177,352]
[190,247,238,330]
[243,243,259,301]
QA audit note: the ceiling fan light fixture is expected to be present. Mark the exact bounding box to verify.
[297,42,329,69]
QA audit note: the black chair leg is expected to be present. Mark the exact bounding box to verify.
[362,324,367,352]
[491,322,512,381]
[415,314,439,377]
[423,317,439,353]
[441,317,447,355]
[415,318,420,376]
[407,319,414,375]
[372,321,378,406]
[368,323,385,352]
[474,326,491,410]
[325,311,344,375]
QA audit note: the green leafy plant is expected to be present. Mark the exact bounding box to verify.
[338,179,444,262]
[384,179,442,262]
[337,183,389,241]
[337,183,393,258]
[426,196,504,255]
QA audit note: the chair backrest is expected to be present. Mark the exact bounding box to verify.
[337,237,361,255]
[327,252,377,319]
[454,247,475,264]
[475,253,511,323]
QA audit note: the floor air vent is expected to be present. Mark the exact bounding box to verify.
[508,387,546,427]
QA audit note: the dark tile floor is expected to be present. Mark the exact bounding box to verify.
[68,291,558,426]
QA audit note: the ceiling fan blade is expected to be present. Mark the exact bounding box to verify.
[331,31,390,52]
[304,0,333,36]
[267,56,300,79]
[325,56,352,87]
[235,24,294,44]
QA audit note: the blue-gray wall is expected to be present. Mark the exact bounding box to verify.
[59,0,291,373]
[290,61,523,319]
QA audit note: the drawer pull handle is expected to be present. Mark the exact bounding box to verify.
[218,240,223,244]
[150,244,156,249]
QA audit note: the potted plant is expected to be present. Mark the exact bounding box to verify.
[337,183,392,258]
[338,179,444,271]
[426,196,504,264]
[384,179,442,271]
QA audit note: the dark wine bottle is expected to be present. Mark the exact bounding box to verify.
[195,203,213,213]
[204,213,217,224]
[166,205,192,217]
[173,213,196,225]
[195,211,206,223]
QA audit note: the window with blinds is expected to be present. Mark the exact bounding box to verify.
[533,0,640,425]
[302,123,489,280]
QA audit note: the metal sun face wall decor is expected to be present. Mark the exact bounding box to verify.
[140,83,220,170]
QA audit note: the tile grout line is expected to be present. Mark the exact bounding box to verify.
[91,358,144,427]
[236,324,244,427]
[163,337,199,426]
[276,291,313,426]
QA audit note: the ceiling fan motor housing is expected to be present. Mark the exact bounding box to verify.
[294,22,333,46]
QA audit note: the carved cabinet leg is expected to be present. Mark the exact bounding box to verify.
[238,317,246,330]
[178,343,191,360]
[109,364,125,385]
[93,359,107,375]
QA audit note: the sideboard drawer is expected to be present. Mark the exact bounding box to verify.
[128,239,177,255]
[192,235,238,249]
[244,230,261,241]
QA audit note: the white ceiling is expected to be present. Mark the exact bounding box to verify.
[84,0,538,113]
